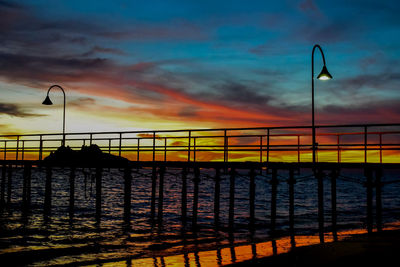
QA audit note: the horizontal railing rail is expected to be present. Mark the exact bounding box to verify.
[1,123,400,164]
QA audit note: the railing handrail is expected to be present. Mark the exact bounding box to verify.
[1,122,400,138]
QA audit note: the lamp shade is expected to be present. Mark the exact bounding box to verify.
[317,66,332,80]
[42,95,53,105]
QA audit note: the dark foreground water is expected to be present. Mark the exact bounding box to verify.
[0,167,400,266]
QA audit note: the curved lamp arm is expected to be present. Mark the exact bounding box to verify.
[43,84,66,146]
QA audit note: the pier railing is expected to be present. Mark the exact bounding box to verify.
[1,123,400,163]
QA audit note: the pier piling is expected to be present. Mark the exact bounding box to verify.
[69,167,75,219]
[288,168,295,236]
[7,165,12,206]
[158,166,165,225]
[229,168,236,230]
[214,168,221,229]
[249,168,256,228]
[375,167,383,232]
[192,167,200,230]
[330,169,338,240]
[95,167,102,223]
[181,167,187,226]
[44,167,52,216]
[365,167,373,234]
[1,165,5,210]
[270,168,278,235]
[124,166,132,223]
[150,166,157,222]
[22,163,31,211]
[317,169,324,243]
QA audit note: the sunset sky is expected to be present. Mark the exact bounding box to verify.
[1,0,400,135]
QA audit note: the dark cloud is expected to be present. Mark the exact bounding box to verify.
[0,102,43,117]
[213,82,273,107]
[320,100,400,124]
[0,52,113,84]
[298,0,324,19]
[337,72,400,94]
[0,0,22,9]
[81,46,126,57]
[178,106,199,117]
[68,97,96,107]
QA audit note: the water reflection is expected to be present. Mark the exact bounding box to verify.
[122,227,392,267]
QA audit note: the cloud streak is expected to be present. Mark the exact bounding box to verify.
[0,102,43,117]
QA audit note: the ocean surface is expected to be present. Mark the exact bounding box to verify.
[0,167,400,266]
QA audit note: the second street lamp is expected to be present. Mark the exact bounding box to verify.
[42,84,66,146]
[311,44,332,165]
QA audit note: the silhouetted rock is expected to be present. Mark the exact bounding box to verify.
[44,144,129,165]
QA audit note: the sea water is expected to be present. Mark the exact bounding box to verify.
[0,167,400,266]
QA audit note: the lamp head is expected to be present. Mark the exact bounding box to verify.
[42,95,53,105]
[317,66,332,80]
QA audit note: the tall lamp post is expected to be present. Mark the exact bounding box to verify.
[42,84,66,146]
[311,44,332,165]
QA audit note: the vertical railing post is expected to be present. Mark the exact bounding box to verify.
[90,133,93,145]
[164,137,167,162]
[21,141,25,161]
[364,126,368,163]
[379,133,382,164]
[266,129,270,165]
[223,130,228,163]
[39,135,43,161]
[15,136,19,161]
[297,135,300,163]
[193,137,197,162]
[259,136,263,163]
[137,139,140,162]
[337,135,340,163]
[152,132,156,162]
[108,139,111,154]
[187,131,191,162]
[119,133,122,157]
[3,141,6,160]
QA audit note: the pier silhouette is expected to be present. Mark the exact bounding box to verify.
[1,122,400,249]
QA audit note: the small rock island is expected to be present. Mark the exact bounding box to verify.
[44,144,129,166]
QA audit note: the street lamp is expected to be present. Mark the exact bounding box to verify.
[311,44,332,165]
[42,84,66,146]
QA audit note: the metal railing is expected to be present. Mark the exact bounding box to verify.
[1,123,400,163]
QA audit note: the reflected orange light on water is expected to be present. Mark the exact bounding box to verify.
[105,225,400,267]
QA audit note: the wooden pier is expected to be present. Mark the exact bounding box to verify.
[1,123,400,239]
